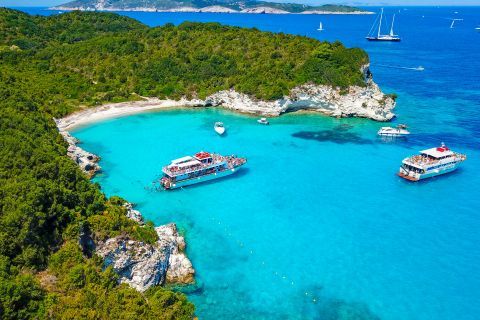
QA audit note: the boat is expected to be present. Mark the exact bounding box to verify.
[450,18,463,29]
[214,122,225,135]
[378,124,410,137]
[159,151,247,190]
[366,8,401,42]
[476,26,480,31]
[257,118,269,125]
[398,143,466,181]
[317,22,324,31]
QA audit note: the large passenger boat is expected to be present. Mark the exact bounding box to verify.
[398,143,466,181]
[160,152,246,190]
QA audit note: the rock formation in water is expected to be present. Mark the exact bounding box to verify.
[95,223,195,291]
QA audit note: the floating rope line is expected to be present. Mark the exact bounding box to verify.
[208,216,320,304]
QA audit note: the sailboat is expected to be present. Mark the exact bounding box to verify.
[317,22,324,31]
[366,8,401,42]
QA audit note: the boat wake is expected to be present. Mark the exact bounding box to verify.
[374,64,425,71]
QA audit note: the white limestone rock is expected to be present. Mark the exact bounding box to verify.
[204,80,395,121]
[156,224,195,284]
[95,223,195,292]
[123,202,144,225]
[58,129,101,177]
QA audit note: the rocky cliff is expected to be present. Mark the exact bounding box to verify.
[205,80,396,121]
[58,129,101,177]
[95,223,195,291]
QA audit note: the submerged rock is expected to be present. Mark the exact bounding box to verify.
[95,223,195,292]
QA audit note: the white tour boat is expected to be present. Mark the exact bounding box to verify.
[160,152,246,190]
[214,122,225,135]
[378,124,410,137]
[257,118,269,125]
[398,143,466,181]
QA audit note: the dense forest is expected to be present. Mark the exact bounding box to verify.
[0,8,368,318]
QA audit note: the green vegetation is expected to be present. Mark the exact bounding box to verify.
[0,8,368,318]
[55,0,366,14]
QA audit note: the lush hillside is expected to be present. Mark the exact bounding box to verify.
[0,8,194,319]
[54,0,367,13]
[0,8,368,318]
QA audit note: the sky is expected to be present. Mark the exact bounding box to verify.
[1,0,480,7]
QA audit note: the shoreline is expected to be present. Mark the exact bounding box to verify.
[57,83,396,131]
[56,97,203,131]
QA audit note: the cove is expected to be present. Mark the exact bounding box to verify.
[72,107,480,319]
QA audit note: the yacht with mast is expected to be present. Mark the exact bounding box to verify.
[366,8,401,42]
[317,22,324,31]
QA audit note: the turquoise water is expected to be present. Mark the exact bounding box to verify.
[18,6,480,320]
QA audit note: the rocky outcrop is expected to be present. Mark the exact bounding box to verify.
[58,129,101,177]
[95,223,195,292]
[123,202,144,225]
[205,80,395,121]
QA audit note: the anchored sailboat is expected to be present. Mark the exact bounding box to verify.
[317,22,324,31]
[366,8,401,42]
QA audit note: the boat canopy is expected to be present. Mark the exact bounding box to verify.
[175,159,201,168]
[195,152,211,160]
[421,146,454,158]
[171,156,193,164]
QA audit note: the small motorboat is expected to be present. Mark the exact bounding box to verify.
[214,122,225,135]
[378,124,410,137]
[257,118,269,125]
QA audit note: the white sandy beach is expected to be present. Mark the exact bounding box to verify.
[56,98,203,131]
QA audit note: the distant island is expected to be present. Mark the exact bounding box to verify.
[52,0,372,14]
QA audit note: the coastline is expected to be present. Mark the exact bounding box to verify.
[50,6,374,14]
[56,97,203,131]
[57,83,395,131]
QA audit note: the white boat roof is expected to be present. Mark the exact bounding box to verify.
[171,156,193,164]
[176,159,201,168]
[421,147,454,158]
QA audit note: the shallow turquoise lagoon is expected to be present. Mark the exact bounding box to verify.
[73,107,480,320]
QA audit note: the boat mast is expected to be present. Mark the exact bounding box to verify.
[378,8,384,38]
[390,14,396,36]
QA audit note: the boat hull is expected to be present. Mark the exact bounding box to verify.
[214,127,225,135]
[366,37,401,42]
[398,162,462,181]
[378,133,409,137]
[167,166,243,189]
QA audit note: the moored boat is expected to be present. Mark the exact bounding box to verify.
[378,124,410,137]
[398,143,466,181]
[214,122,225,135]
[366,8,401,42]
[257,117,269,125]
[160,151,246,190]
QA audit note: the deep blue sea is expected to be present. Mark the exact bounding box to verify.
[15,6,480,320]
